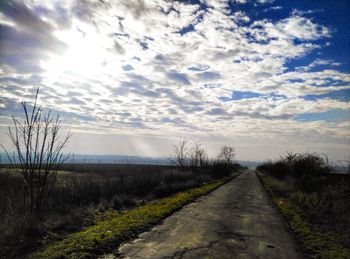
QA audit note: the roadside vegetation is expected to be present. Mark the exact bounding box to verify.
[0,155,242,258]
[34,180,230,258]
[0,89,244,258]
[257,152,350,258]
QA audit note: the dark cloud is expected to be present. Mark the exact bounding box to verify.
[121,0,149,18]
[188,65,209,72]
[166,70,191,85]
[0,1,66,50]
[196,71,221,81]
[50,4,72,29]
[233,111,294,120]
[72,0,110,23]
[70,97,87,106]
[0,84,38,100]
[0,96,24,118]
[0,1,67,73]
[0,25,45,73]
[114,41,125,54]
[158,88,203,113]
[0,95,95,125]
[206,107,227,116]
[1,1,52,34]
[111,74,160,98]
[167,108,178,115]
[0,74,42,86]
[66,90,83,97]
[119,82,160,97]
[160,117,185,124]
[114,116,147,129]
[153,54,176,67]
[116,112,132,117]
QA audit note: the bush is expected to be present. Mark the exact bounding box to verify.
[258,153,332,191]
[257,160,290,179]
[292,153,330,177]
[258,152,350,249]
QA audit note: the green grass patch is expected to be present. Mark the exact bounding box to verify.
[34,179,227,258]
[258,172,350,259]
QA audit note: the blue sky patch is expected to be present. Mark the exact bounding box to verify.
[178,24,195,35]
[139,41,148,50]
[302,89,350,102]
[0,0,349,159]
[294,109,350,122]
[220,91,287,102]
[122,64,134,71]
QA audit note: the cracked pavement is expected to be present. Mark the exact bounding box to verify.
[107,170,303,258]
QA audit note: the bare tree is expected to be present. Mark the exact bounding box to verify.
[218,146,235,165]
[198,146,208,168]
[172,140,188,171]
[1,88,72,216]
[282,151,297,164]
[189,141,208,170]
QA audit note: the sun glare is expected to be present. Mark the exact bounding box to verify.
[43,22,111,81]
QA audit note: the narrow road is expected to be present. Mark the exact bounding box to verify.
[115,170,303,258]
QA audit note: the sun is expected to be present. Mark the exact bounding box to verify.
[42,21,112,81]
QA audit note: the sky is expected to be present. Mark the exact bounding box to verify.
[0,0,349,161]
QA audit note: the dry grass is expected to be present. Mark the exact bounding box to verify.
[0,163,242,258]
[257,154,350,258]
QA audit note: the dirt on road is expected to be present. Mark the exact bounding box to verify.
[107,170,303,258]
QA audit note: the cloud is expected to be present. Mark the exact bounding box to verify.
[166,71,191,85]
[291,9,323,17]
[263,6,282,12]
[122,64,134,71]
[256,0,275,4]
[206,107,227,116]
[0,1,67,73]
[196,71,221,81]
[253,16,330,42]
[0,0,349,160]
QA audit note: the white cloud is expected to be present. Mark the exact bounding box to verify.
[233,0,248,4]
[0,0,349,160]
[257,16,330,41]
[256,0,275,4]
[291,9,323,16]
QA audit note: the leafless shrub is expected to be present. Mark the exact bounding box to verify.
[172,140,189,170]
[281,151,297,164]
[1,88,72,216]
[189,141,208,170]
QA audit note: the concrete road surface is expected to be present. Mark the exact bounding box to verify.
[112,170,303,258]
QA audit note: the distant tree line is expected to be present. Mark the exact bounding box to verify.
[172,139,239,178]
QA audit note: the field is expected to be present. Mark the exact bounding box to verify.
[0,162,243,258]
[257,154,350,258]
